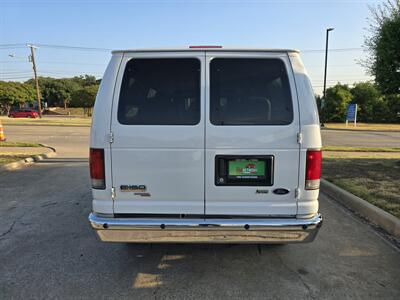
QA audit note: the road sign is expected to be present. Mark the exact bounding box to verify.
[346,103,357,127]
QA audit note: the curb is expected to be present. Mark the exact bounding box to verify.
[321,178,400,238]
[0,145,57,173]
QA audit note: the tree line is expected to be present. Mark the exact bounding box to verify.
[0,75,100,115]
[0,75,399,122]
[318,82,399,123]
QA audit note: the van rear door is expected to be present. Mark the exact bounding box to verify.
[205,52,300,216]
[111,53,205,214]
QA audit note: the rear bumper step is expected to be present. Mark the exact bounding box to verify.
[88,213,322,243]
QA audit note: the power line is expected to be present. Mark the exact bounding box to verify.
[0,43,26,47]
[0,43,363,53]
[0,76,33,80]
[39,61,105,66]
[35,43,112,52]
[0,60,105,66]
[0,43,27,49]
[0,70,32,74]
[302,47,362,53]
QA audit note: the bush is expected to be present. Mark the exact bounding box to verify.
[323,84,353,122]
[351,82,381,122]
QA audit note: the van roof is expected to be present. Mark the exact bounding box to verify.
[112,47,300,54]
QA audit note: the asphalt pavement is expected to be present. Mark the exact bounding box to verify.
[3,125,89,158]
[3,125,400,159]
[321,129,400,148]
[0,159,399,299]
[0,125,399,299]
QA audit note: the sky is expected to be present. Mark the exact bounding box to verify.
[0,0,382,94]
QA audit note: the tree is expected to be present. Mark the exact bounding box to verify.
[26,75,95,108]
[323,83,353,122]
[363,0,400,95]
[0,81,35,115]
[72,75,97,87]
[315,94,322,116]
[383,93,400,122]
[35,77,80,108]
[71,85,99,116]
[350,82,381,121]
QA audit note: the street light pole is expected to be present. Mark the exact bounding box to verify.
[322,27,334,126]
[27,44,42,118]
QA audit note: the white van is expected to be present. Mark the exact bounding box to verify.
[88,46,323,244]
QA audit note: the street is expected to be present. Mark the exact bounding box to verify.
[321,129,400,148]
[1,125,399,298]
[3,125,89,158]
[3,125,400,158]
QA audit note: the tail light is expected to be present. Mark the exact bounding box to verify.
[305,150,322,190]
[90,148,105,189]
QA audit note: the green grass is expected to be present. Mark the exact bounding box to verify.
[50,107,87,115]
[0,116,91,127]
[0,141,42,147]
[0,155,30,165]
[323,157,400,218]
[324,123,400,131]
[323,146,400,152]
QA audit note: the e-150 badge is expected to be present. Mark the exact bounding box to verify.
[120,185,146,192]
[120,185,150,197]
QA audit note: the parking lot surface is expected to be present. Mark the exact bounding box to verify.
[0,158,399,299]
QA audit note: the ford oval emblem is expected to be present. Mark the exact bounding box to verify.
[273,188,290,195]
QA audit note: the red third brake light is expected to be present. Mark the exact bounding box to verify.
[305,150,322,190]
[90,148,105,189]
[189,45,223,49]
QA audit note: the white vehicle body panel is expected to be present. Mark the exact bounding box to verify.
[289,52,321,217]
[204,52,300,215]
[110,52,205,214]
[90,48,321,220]
[90,54,122,214]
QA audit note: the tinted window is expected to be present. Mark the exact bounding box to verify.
[210,58,293,125]
[118,58,200,125]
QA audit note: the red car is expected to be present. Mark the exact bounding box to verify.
[9,109,39,118]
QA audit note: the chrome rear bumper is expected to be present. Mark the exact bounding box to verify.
[89,213,322,244]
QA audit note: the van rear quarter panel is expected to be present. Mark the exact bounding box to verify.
[91,54,123,214]
[289,53,322,216]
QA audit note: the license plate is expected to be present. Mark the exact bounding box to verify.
[228,159,266,179]
[215,155,274,186]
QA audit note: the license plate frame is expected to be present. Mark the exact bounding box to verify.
[215,155,274,186]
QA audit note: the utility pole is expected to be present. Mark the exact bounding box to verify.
[322,27,334,126]
[27,44,42,118]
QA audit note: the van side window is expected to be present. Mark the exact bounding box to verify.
[210,58,293,125]
[118,58,200,125]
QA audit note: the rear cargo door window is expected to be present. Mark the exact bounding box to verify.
[210,58,293,125]
[118,58,200,125]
